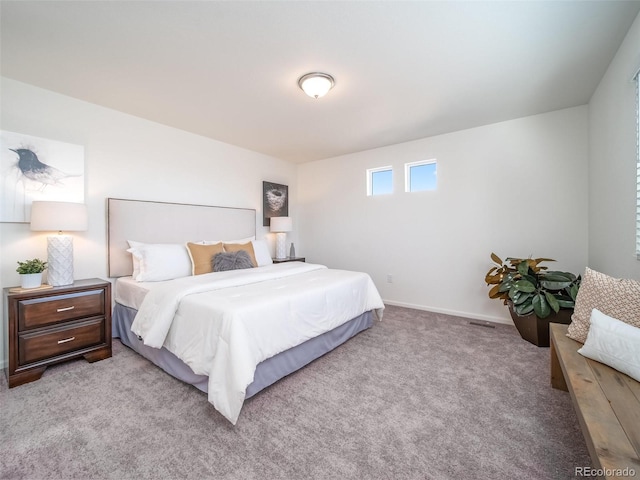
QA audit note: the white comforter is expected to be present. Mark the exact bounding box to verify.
[131,262,384,424]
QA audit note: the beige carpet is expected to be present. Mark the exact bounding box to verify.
[0,305,590,479]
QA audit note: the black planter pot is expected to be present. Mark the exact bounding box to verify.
[507,301,573,347]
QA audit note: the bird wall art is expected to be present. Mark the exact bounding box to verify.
[1,131,84,223]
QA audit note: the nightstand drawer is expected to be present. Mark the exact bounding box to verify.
[18,289,105,330]
[18,318,105,365]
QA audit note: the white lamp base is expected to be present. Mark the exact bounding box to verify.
[275,232,287,259]
[47,235,75,286]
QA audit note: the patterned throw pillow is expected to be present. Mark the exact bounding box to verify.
[212,250,255,272]
[567,267,640,343]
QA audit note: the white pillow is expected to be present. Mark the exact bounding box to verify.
[578,308,640,382]
[251,240,273,267]
[126,242,192,282]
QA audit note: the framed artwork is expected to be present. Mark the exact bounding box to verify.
[1,131,85,223]
[263,181,288,226]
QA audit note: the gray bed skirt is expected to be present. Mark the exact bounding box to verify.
[112,303,373,398]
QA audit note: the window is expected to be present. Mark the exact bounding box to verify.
[405,160,437,192]
[367,166,393,196]
[636,70,640,259]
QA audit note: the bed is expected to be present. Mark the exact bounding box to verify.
[107,198,384,424]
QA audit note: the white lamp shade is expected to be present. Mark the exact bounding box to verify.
[270,216,292,233]
[30,201,88,232]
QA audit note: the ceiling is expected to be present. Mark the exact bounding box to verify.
[2,1,640,164]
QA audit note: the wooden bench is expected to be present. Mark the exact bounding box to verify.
[550,323,640,479]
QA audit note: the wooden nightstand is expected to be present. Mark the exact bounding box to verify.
[3,278,112,388]
[272,257,306,264]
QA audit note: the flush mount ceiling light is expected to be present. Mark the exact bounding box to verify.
[298,72,335,99]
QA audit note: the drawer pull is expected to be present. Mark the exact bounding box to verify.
[56,306,75,313]
[57,337,75,344]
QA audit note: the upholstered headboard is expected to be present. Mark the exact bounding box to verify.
[107,198,256,277]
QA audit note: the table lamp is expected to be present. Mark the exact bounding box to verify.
[270,216,292,260]
[30,201,88,286]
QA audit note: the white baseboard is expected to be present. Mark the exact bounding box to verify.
[382,299,514,326]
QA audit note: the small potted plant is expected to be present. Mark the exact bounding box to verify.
[16,258,47,289]
[485,253,581,346]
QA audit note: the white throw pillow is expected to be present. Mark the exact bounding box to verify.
[578,308,640,382]
[126,242,192,282]
[251,240,273,267]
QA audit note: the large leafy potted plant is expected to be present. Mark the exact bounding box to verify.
[16,258,47,289]
[485,253,580,346]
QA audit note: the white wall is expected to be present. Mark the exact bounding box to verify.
[588,12,640,280]
[0,77,297,368]
[298,106,589,323]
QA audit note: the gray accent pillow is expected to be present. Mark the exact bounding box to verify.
[212,250,255,272]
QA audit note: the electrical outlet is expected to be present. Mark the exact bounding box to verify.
[387,274,393,283]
